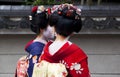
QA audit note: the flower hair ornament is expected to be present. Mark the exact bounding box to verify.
[51,3,81,20]
[29,6,49,20]
[37,6,45,13]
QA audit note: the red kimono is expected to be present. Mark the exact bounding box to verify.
[40,41,90,77]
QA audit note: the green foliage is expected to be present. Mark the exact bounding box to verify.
[25,0,34,5]
[26,0,72,5]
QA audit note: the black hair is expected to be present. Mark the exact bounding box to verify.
[30,10,49,35]
[49,7,82,37]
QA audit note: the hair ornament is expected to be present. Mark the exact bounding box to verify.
[76,8,81,15]
[29,15,32,20]
[29,6,49,21]
[52,3,81,20]
[66,10,74,17]
[32,6,38,13]
[51,5,60,13]
[46,8,51,15]
[58,11,62,15]
[37,6,45,13]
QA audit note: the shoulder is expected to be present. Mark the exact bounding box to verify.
[65,43,88,63]
[25,41,45,53]
[31,42,45,51]
[24,40,33,50]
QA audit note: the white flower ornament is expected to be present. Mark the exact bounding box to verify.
[37,6,45,13]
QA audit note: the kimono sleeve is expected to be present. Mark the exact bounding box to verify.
[68,58,90,77]
[64,48,91,77]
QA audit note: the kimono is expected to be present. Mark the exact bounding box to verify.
[15,39,46,77]
[15,55,28,77]
[25,40,45,77]
[40,41,90,77]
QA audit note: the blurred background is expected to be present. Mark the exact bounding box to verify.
[0,0,120,77]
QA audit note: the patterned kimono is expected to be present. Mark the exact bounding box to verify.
[40,41,90,77]
[25,40,45,77]
[15,55,28,77]
[15,40,45,77]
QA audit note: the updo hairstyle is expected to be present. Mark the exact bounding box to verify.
[49,4,82,37]
[29,6,49,35]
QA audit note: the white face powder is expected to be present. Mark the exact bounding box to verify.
[43,26,55,40]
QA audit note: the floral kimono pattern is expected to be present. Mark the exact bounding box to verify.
[25,40,45,77]
[32,60,68,77]
[15,55,28,77]
[40,41,91,77]
[15,40,45,77]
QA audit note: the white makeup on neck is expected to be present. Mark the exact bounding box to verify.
[43,26,55,40]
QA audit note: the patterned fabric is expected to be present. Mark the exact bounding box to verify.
[15,55,28,77]
[32,60,68,77]
[40,41,91,77]
[27,54,40,77]
[15,38,45,77]
[25,41,45,77]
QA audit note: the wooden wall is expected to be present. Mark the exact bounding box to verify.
[0,34,120,77]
